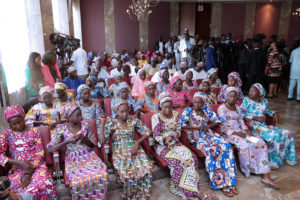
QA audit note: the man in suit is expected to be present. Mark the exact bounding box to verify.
[237,39,252,90]
[206,38,218,71]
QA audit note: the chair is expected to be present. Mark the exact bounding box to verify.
[195,79,203,87]
[104,98,113,117]
[148,74,154,80]
[107,78,116,87]
[190,89,202,98]
[66,89,76,97]
[212,87,221,97]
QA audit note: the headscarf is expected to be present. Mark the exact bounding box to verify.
[87,76,97,85]
[168,76,182,91]
[116,82,130,97]
[145,81,155,92]
[202,78,210,85]
[112,98,128,117]
[88,51,94,60]
[4,105,25,121]
[207,68,218,78]
[67,66,76,74]
[193,92,204,102]
[158,91,173,107]
[39,86,53,96]
[180,62,188,69]
[131,69,148,96]
[185,69,193,80]
[251,83,266,100]
[224,86,239,100]
[159,69,168,79]
[76,84,90,100]
[159,61,168,70]
[228,72,242,88]
[55,82,68,90]
[60,102,80,120]
[114,71,124,81]
[197,62,204,68]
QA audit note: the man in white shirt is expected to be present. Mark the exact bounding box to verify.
[70,44,88,81]
[110,60,124,78]
[191,62,208,80]
[173,62,188,80]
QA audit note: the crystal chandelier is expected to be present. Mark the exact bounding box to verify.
[126,0,160,21]
[292,7,300,16]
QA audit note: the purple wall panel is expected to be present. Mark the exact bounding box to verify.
[114,0,139,51]
[288,1,300,47]
[254,2,281,40]
[80,0,105,53]
[148,2,171,51]
[221,3,246,38]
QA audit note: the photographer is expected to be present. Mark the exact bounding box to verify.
[68,43,88,82]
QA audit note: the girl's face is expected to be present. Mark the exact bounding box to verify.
[174,80,183,91]
[186,71,193,80]
[120,88,129,99]
[8,116,26,132]
[81,89,91,101]
[193,98,204,111]
[116,76,124,84]
[211,72,218,80]
[162,71,169,81]
[228,76,236,87]
[180,67,186,74]
[226,91,237,105]
[35,56,41,67]
[86,78,93,87]
[116,104,129,121]
[202,82,210,92]
[68,108,83,124]
[41,93,53,106]
[147,85,155,96]
[249,86,259,100]
[56,89,65,98]
[139,70,146,81]
[160,101,173,116]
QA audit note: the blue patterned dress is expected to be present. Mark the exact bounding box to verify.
[240,97,297,168]
[156,82,169,94]
[180,106,237,190]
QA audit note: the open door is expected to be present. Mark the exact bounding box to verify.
[195,3,211,39]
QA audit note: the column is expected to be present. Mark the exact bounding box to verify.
[72,0,82,44]
[52,0,69,34]
[210,2,222,37]
[104,0,115,53]
[40,0,55,51]
[139,16,148,51]
[278,1,292,40]
[170,2,179,37]
[243,2,256,39]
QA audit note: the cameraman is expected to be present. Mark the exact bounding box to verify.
[67,43,88,82]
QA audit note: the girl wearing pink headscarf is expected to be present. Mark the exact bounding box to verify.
[131,69,149,97]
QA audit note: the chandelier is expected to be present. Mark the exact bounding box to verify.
[126,0,160,21]
[292,7,300,16]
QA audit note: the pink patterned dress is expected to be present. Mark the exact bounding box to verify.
[0,127,57,199]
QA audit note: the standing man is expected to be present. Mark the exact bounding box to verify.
[288,40,300,101]
[69,43,88,82]
[179,33,193,67]
[237,39,252,91]
[205,38,218,71]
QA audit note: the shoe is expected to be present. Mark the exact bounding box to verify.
[287,98,293,101]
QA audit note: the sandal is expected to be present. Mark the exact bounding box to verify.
[197,192,219,200]
[266,95,273,98]
[229,186,239,195]
[222,187,234,197]
[261,179,280,190]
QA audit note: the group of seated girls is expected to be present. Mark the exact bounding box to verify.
[0,67,297,200]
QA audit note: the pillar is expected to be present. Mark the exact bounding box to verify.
[104,0,115,53]
[210,2,222,37]
[243,2,256,39]
[170,2,179,37]
[278,1,292,40]
[139,15,148,51]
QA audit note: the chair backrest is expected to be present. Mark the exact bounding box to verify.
[212,87,221,97]
[66,89,76,97]
[196,79,203,86]
[104,98,113,117]
[38,126,53,166]
[141,112,154,130]
[190,89,202,98]
[209,104,221,114]
[148,74,154,80]
[107,78,116,87]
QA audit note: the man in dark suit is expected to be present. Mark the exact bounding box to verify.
[206,38,218,71]
[237,39,252,90]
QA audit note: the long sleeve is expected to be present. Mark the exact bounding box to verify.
[180,107,191,128]
[0,130,9,167]
[240,98,252,119]
[151,114,165,146]
[85,122,97,146]
[134,118,150,137]
[103,118,113,143]
[32,128,44,168]
[47,125,64,148]
[95,101,104,135]
[25,105,38,127]
[205,106,222,123]
[264,99,274,116]
[217,105,235,136]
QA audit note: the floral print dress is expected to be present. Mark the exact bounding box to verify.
[218,104,270,177]
[168,90,192,107]
[181,106,237,190]
[48,122,107,199]
[152,111,201,198]
[157,82,169,94]
[104,117,153,199]
[136,94,159,113]
[195,91,218,106]
[0,127,57,199]
[240,97,297,168]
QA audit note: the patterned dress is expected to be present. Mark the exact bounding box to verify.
[136,94,159,113]
[218,104,270,177]
[25,103,61,135]
[0,127,57,199]
[199,79,222,90]
[181,107,237,189]
[104,117,153,199]
[168,90,192,107]
[217,85,244,103]
[240,97,297,168]
[48,122,107,199]
[152,111,201,197]
[157,82,169,94]
[195,91,218,106]
[111,97,141,117]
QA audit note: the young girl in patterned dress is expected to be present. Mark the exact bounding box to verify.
[168,76,192,109]
[101,98,153,199]
[47,102,108,199]
[196,79,218,106]
[0,105,57,199]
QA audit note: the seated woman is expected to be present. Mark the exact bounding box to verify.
[156,69,170,94]
[102,98,153,199]
[217,72,244,103]
[76,84,104,137]
[152,92,217,200]
[207,68,222,89]
[86,76,110,99]
[196,79,217,106]
[108,72,124,97]
[240,83,297,169]
[181,94,238,197]
[1,105,57,199]
[25,86,63,135]
[218,87,279,189]
[183,69,198,91]
[168,76,192,109]
[131,68,148,97]
[48,102,107,199]
[53,82,74,105]
[137,81,159,113]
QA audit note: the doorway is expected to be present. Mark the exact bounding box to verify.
[195,3,211,39]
